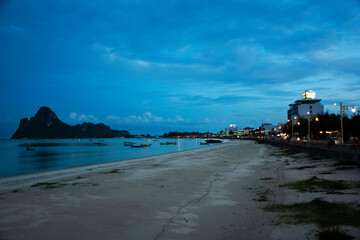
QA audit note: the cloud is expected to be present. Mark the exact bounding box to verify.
[69,112,99,123]
[106,112,187,125]
[1,0,360,137]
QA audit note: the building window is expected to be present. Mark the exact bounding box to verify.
[310,106,312,109]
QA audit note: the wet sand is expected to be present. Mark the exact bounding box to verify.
[0,140,359,239]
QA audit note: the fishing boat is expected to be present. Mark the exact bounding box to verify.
[131,144,146,148]
[160,142,177,145]
[124,142,135,146]
[26,145,35,151]
[205,139,222,143]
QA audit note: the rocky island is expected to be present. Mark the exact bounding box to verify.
[11,107,130,139]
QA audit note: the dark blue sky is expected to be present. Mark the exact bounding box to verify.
[1,0,360,137]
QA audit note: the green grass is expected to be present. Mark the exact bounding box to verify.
[333,161,359,167]
[336,167,355,171]
[254,189,271,202]
[151,164,164,167]
[272,149,301,157]
[288,165,317,170]
[31,181,98,189]
[319,171,334,175]
[264,198,360,227]
[280,176,350,193]
[317,228,354,240]
[71,182,98,187]
[100,168,124,174]
[12,188,23,193]
[31,182,68,189]
[261,177,273,180]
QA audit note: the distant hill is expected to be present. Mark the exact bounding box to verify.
[11,107,130,139]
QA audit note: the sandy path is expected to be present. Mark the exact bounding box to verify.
[0,141,283,240]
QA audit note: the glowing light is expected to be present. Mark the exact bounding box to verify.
[303,90,316,99]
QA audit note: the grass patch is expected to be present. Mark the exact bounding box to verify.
[280,176,350,193]
[272,149,301,157]
[151,164,164,167]
[317,228,354,240]
[72,182,98,187]
[31,182,68,189]
[100,169,124,174]
[12,188,23,193]
[288,165,317,170]
[261,177,273,180]
[336,167,355,171]
[264,198,360,227]
[333,161,359,167]
[254,189,271,202]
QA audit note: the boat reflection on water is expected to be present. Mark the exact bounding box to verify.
[1,138,221,177]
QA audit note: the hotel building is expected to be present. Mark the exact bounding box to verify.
[288,90,324,120]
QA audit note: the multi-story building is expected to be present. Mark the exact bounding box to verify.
[225,124,241,135]
[261,123,273,135]
[288,90,324,120]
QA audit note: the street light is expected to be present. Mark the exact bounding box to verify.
[307,112,319,141]
[290,116,300,140]
[334,102,356,144]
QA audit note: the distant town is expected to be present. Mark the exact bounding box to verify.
[151,90,359,144]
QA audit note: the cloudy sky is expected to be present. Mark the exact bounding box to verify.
[1,0,359,137]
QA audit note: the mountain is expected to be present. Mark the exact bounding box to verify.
[11,107,130,139]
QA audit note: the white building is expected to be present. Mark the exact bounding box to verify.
[225,124,241,135]
[288,90,324,120]
[261,123,273,135]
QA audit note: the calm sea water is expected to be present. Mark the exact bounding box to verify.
[0,138,213,178]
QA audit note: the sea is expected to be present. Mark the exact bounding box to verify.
[0,138,214,178]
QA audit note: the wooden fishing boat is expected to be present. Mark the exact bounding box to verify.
[205,139,222,143]
[124,142,135,146]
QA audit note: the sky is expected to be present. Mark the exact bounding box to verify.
[1,0,360,138]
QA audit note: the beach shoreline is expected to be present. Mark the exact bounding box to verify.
[0,140,359,239]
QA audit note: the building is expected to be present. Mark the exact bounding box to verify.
[272,123,283,134]
[288,90,324,120]
[238,127,254,136]
[225,124,241,135]
[261,123,273,136]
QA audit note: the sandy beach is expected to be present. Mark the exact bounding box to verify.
[0,140,359,240]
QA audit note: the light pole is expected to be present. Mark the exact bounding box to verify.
[335,102,356,144]
[307,112,319,141]
[290,116,300,140]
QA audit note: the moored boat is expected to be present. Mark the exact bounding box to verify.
[124,142,135,146]
[26,145,35,151]
[205,139,222,143]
